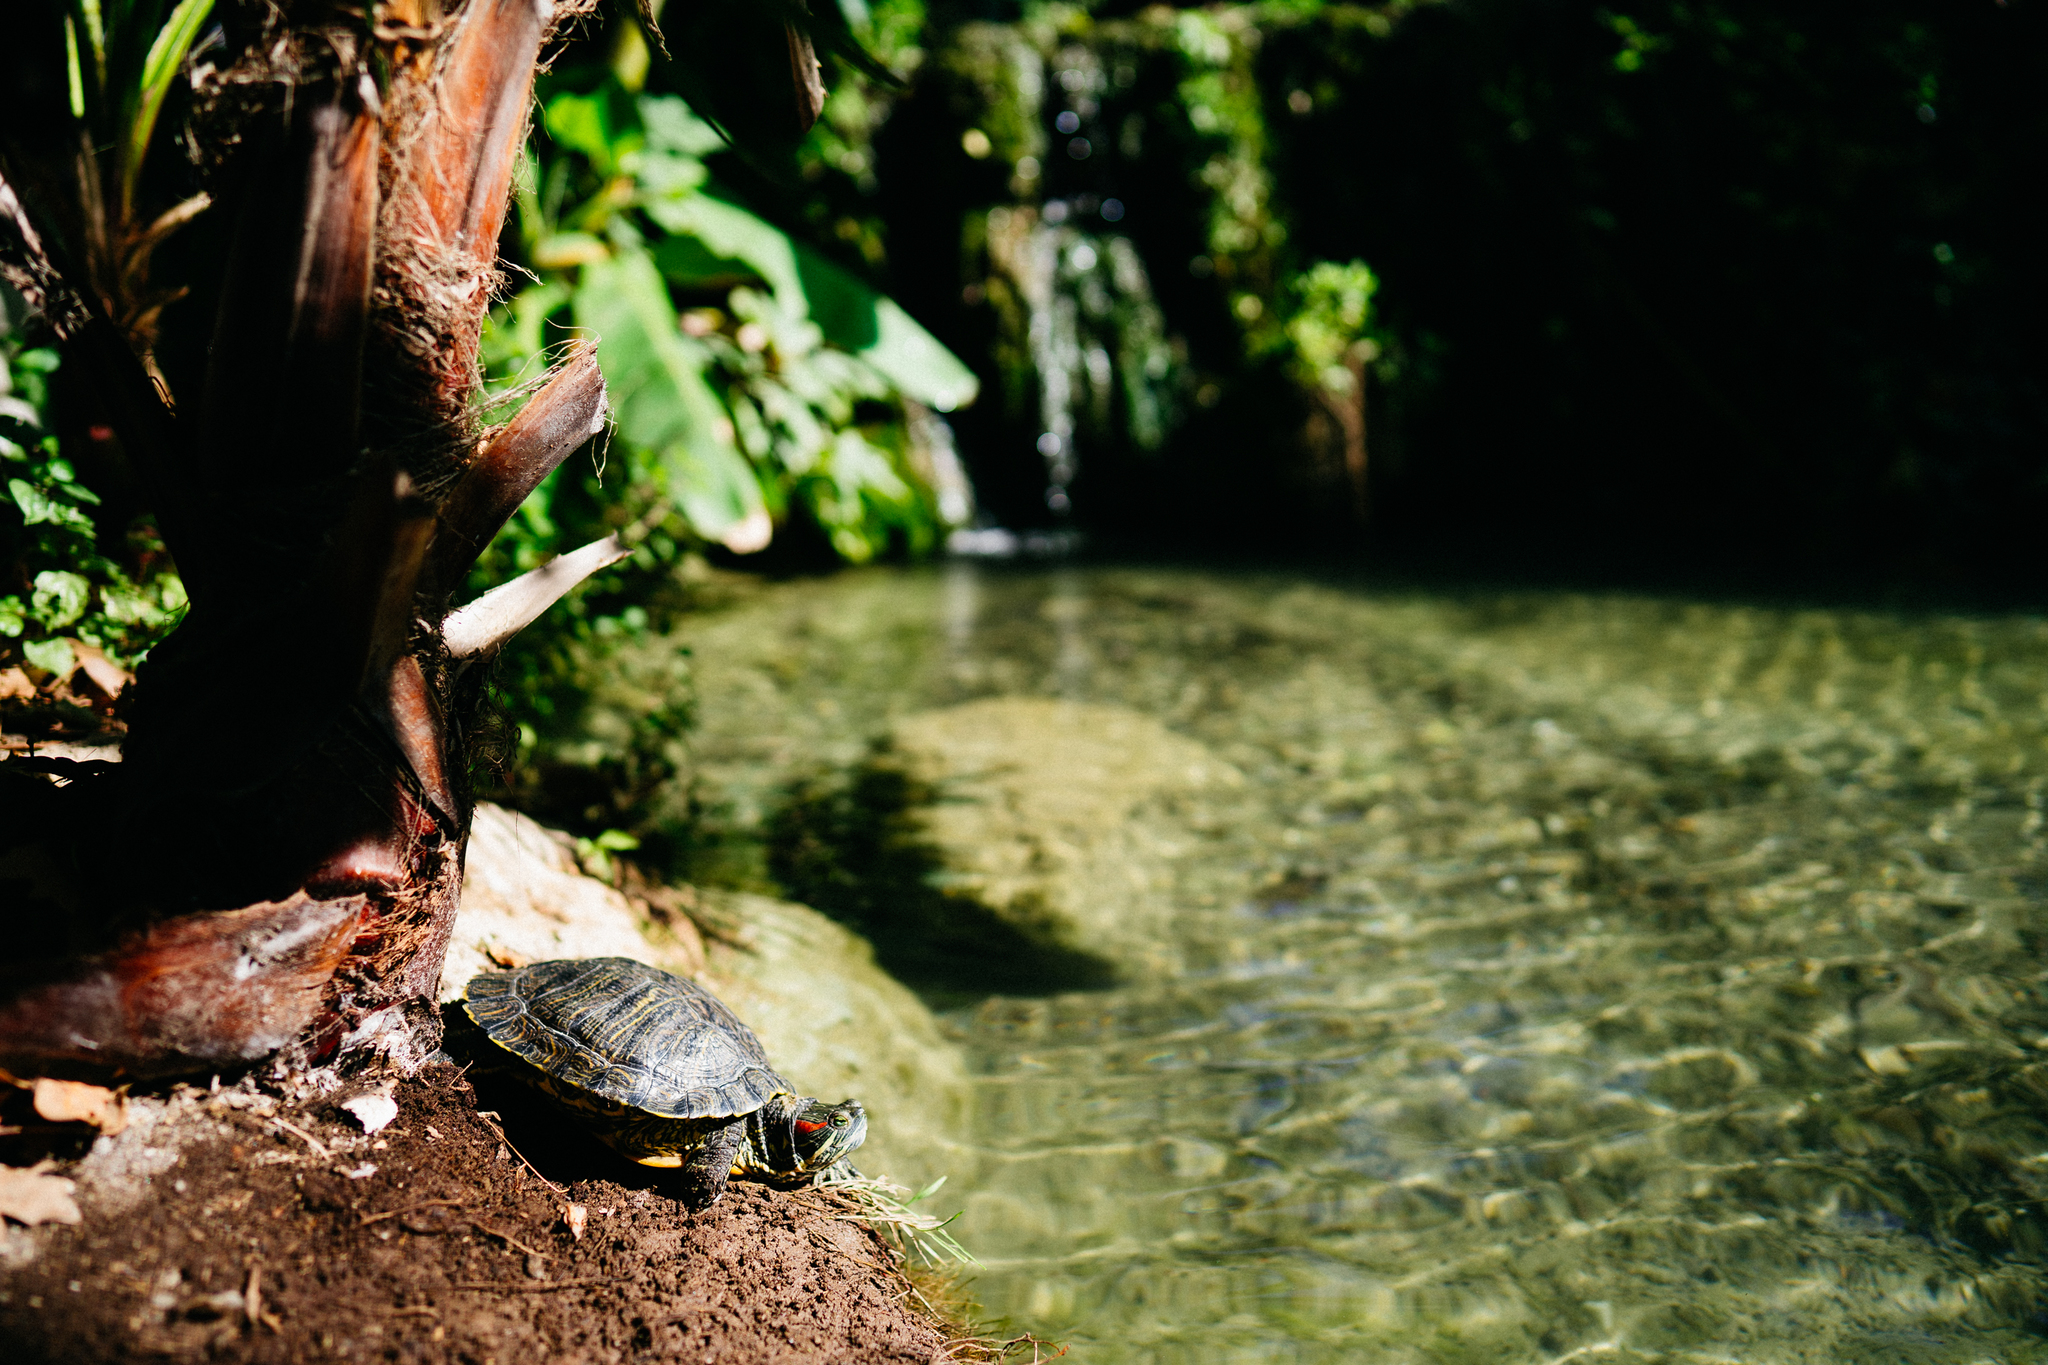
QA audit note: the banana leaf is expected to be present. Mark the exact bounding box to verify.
[575,248,764,538]
[643,193,978,412]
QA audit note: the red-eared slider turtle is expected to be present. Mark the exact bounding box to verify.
[463,957,866,1209]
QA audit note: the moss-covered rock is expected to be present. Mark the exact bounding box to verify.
[444,804,694,993]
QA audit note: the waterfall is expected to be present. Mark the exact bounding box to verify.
[984,205,1175,523]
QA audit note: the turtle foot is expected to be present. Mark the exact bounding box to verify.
[677,1119,744,1211]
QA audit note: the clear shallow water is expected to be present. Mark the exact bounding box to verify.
[605,565,2048,1361]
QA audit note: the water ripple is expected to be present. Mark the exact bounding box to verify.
[657,567,2048,1362]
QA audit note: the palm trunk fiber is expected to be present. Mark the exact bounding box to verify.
[0,0,609,1081]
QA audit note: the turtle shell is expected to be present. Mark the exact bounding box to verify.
[463,957,792,1120]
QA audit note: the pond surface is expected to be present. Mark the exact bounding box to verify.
[622,564,2048,1362]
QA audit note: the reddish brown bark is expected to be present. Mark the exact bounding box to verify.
[425,342,609,599]
[0,894,367,1073]
[1320,354,1369,524]
[0,0,601,1080]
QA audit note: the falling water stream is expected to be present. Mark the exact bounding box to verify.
[603,563,2048,1362]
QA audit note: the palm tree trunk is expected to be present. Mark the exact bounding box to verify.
[0,0,613,1079]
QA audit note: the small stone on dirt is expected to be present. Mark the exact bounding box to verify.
[182,1290,244,1321]
[339,1092,398,1134]
[0,1162,82,1227]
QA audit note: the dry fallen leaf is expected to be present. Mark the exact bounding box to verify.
[67,642,132,698]
[0,1161,83,1226]
[32,1077,128,1135]
[0,668,34,701]
[483,942,531,969]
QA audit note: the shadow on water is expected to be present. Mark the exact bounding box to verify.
[766,758,1119,1010]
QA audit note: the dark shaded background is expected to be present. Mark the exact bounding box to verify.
[9,0,2042,602]
[864,0,2047,600]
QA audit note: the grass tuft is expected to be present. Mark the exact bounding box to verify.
[816,1169,976,1267]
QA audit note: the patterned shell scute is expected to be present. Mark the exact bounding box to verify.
[464,957,791,1119]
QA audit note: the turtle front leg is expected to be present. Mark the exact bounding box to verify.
[677,1119,746,1211]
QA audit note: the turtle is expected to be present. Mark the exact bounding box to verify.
[462,957,866,1209]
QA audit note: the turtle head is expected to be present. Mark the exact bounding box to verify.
[788,1097,867,1173]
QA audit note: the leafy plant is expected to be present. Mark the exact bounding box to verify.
[51,0,216,364]
[1284,260,1378,386]
[930,4,1405,519]
[0,1,213,686]
[0,333,186,679]
[1282,258,1379,514]
[482,64,979,570]
[470,33,980,832]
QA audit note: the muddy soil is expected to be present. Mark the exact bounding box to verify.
[0,1064,962,1363]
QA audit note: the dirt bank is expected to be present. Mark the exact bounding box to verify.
[0,1064,964,1363]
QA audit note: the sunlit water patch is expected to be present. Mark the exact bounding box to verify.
[612,565,2048,1362]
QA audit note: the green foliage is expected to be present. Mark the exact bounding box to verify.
[47,0,217,365]
[927,1,1404,505]
[483,71,978,568]
[1284,260,1378,396]
[1242,0,2048,570]
[0,2,207,683]
[127,0,214,205]
[846,0,2044,567]
[60,0,215,214]
[1170,6,1283,350]
[473,38,982,826]
[1599,9,1672,73]
[0,335,186,677]
[0,0,208,687]
[793,0,932,264]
